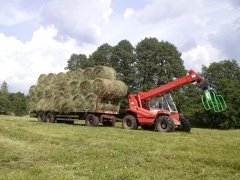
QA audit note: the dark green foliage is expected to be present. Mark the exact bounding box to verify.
[111,40,137,92]
[135,38,185,91]
[65,54,92,71]
[0,81,11,114]
[0,81,28,115]
[89,43,113,67]
[12,92,28,116]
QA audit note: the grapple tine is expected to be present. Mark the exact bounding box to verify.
[202,90,227,112]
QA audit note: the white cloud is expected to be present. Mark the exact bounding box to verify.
[40,0,113,43]
[123,8,135,18]
[182,44,222,71]
[0,26,81,94]
[0,1,35,26]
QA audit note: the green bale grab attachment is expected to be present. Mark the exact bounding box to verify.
[201,90,227,112]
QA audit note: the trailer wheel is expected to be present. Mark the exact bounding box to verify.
[180,116,191,132]
[46,113,55,123]
[155,116,174,132]
[85,114,99,126]
[122,115,138,130]
[38,112,46,122]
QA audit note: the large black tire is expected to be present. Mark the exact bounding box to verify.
[180,116,191,132]
[85,114,99,126]
[46,113,55,123]
[155,116,174,132]
[122,115,138,130]
[38,112,46,122]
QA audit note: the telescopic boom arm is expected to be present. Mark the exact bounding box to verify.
[137,70,226,112]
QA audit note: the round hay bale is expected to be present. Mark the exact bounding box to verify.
[66,68,84,81]
[62,96,74,112]
[34,85,45,99]
[37,74,47,85]
[85,93,97,111]
[52,95,66,112]
[72,94,86,112]
[46,73,56,84]
[36,99,45,111]
[92,78,128,99]
[44,84,54,98]
[83,67,94,80]
[92,66,116,80]
[98,98,120,112]
[28,85,36,97]
[79,80,93,96]
[68,80,80,95]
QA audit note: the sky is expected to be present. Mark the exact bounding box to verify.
[0,0,239,94]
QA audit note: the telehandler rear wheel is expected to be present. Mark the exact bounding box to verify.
[122,115,138,130]
[85,114,99,126]
[155,116,174,132]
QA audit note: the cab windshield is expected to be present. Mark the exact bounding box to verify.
[148,93,178,112]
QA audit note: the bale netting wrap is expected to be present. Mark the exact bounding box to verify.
[83,67,94,80]
[80,80,93,96]
[92,66,116,80]
[92,78,128,99]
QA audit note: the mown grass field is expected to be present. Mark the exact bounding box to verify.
[0,115,239,179]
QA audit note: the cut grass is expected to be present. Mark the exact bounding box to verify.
[0,115,240,179]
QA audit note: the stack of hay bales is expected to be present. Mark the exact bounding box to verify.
[28,66,128,113]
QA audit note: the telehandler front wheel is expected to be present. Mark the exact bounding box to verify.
[155,116,174,132]
[180,117,191,132]
[122,115,138,130]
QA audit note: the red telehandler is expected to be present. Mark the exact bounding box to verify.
[122,70,226,132]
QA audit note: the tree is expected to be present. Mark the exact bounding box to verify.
[12,92,28,116]
[135,38,186,91]
[89,43,113,67]
[110,40,137,92]
[0,81,11,113]
[65,54,92,70]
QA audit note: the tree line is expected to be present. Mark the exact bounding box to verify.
[65,37,240,129]
[0,81,28,116]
